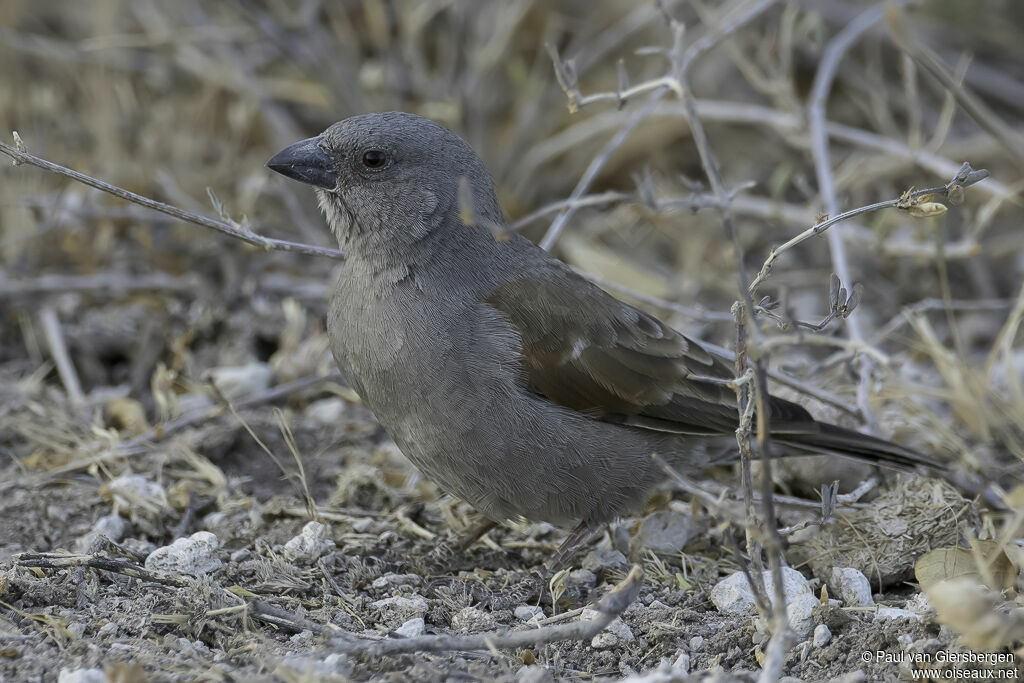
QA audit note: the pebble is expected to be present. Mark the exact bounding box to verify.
[105,474,168,509]
[829,567,874,607]
[710,567,818,640]
[581,609,634,649]
[517,665,555,683]
[73,514,127,553]
[372,573,423,590]
[566,568,597,588]
[230,548,251,563]
[630,510,698,556]
[515,605,544,621]
[57,670,106,683]
[278,653,352,678]
[395,617,425,638]
[306,397,347,425]
[813,623,832,647]
[370,595,429,627]
[581,548,629,573]
[874,607,920,621]
[281,521,334,563]
[144,531,221,575]
[206,362,273,400]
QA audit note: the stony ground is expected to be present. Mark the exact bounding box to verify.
[0,295,1017,681]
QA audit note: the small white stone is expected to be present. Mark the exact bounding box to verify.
[581,548,628,573]
[813,623,832,647]
[278,652,351,678]
[66,622,86,640]
[787,593,820,641]
[57,670,106,683]
[710,568,817,640]
[281,521,334,563]
[105,475,168,509]
[630,509,698,555]
[206,363,273,400]
[230,548,251,563]
[875,607,920,621]
[829,567,874,607]
[672,651,690,673]
[320,654,350,675]
[395,617,425,638]
[370,595,429,627]
[689,635,704,651]
[582,610,634,649]
[145,531,222,575]
[516,664,555,683]
[306,397,347,425]
[372,573,422,590]
[566,568,597,588]
[289,629,315,644]
[74,514,128,553]
[515,605,544,621]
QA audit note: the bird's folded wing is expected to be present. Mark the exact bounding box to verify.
[486,270,817,436]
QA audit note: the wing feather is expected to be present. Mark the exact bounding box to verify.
[487,270,818,436]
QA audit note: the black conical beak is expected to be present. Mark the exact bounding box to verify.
[266,136,337,190]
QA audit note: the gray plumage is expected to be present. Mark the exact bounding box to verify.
[267,112,935,529]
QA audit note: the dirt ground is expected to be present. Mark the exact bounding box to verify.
[2,1,1023,681]
[0,369,1017,681]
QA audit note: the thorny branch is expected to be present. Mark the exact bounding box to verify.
[747,163,989,295]
[0,138,345,260]
[331,565,645,656]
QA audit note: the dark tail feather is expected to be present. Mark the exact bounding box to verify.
[776,422,944,473]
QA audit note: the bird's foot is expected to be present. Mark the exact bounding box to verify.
[415,537,460,574]
[476,570,548,610]
[411,518,499,575]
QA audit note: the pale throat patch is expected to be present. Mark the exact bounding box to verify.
[315,188,354,243]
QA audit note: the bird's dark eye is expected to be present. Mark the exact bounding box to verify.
[362,150,388,168]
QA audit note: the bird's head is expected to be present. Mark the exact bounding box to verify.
[267,112,503,251]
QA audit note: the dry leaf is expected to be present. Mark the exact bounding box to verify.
[926,577,1024,651]
[908,201,948,218]
[915,541,1016,591]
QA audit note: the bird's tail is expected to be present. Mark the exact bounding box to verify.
[775,422,943,472]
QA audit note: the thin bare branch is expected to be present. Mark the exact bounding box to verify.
[0,137,344,260]
[332,565,644,656]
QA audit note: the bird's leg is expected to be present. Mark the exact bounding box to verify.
[478,521,600,610]
[420,517,498,573]
[544,521,600,574]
